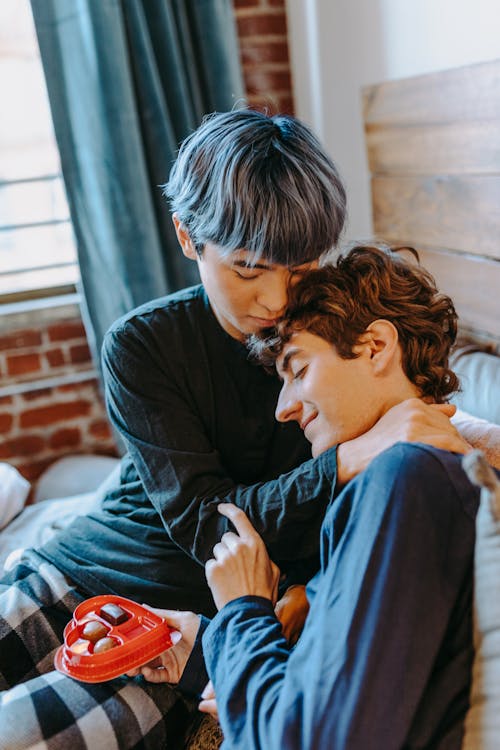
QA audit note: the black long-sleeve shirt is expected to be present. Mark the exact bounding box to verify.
[40,285,336,615]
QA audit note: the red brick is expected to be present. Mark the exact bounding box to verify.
[237,12,287,37]
[57,380,99,394]
[88,419,113,441]
[47,321,86,342]
[0,435,45,459]
[0,395,13,406]
[20,400,92,428]
[276,94,295,115]
[16,458,54,483]
[233,0,261,7]
[244,68,291,94]
[45,348,65,367]
[240,40,289,65]
[0,413,14,433]
[7,352,42,376]
[69,343,92,364]
[49,427,81,449]
[92,445,120,458]
[22,388,53,402]
[0,329,42,351]
[268,0,286,6]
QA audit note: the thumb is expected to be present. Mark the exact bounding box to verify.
[141,605,186,630]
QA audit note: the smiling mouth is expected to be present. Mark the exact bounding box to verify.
[300,414,317,433]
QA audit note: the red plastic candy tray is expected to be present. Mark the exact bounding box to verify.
[54,595,173,683]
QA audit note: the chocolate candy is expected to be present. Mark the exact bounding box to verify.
[70,638,90,655]
[99,603,129,626]
[82,620,109,643]
[93,637,117,654]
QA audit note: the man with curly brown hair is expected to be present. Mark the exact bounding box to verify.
[199,245,480,749]
[141,246,482,749]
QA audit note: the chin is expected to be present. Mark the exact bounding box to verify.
[311,443,325,459]
[311,436,340,459]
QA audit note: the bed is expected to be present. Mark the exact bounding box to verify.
[1,58,500,750]
[363,58,500,749]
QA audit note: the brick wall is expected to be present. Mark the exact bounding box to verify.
[0,0,295,489]
[234,0,294,114]
[0,313,118,487]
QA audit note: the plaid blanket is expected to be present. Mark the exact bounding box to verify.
[0,550,200,749]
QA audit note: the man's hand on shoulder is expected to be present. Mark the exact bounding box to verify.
[337,398,471,486]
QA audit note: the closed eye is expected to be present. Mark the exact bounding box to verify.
[292,365,307,381]
[234,269,261,280]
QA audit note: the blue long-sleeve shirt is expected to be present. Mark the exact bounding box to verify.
[203,443,481,749]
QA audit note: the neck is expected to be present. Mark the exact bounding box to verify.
[377,378,423,420]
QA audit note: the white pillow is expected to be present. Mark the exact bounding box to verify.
[462,451,500,750]
[451,350,500,427]
[0,463,30,529]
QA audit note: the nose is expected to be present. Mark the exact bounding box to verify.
[275,384,302,424]
[257,270,289,315]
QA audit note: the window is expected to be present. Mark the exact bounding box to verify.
[0,0,79,303]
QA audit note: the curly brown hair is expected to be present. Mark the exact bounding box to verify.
[251,245,459,402]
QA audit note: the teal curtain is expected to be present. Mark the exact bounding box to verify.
[30,0,244,360]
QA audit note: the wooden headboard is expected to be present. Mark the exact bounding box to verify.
[363,59,500,349]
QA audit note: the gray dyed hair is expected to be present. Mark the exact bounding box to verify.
[163,109,347,265]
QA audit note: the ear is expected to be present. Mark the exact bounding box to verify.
[172,213,198,261]
[362,319,400,374]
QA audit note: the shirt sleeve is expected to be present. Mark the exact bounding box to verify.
[102,323,337,565]
[202,445,477,750]
[177,615,211,699]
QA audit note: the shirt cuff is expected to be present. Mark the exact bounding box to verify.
[177,614,211,698]
[202,595,276,663]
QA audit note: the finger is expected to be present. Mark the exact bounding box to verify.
[220,531,241,549]
[212,541,230,561]
[201,679,215,699]
[125,667,142,677]
[170,630,182,646]
[205,558,217,580]
[198,698,219,720]
[430,403,456,416]
[140,666,170,684]
[217,503,260,540]
[145,607,193,631]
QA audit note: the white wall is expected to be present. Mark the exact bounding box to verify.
[286,0,500,243]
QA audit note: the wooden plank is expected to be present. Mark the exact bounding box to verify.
[372,175,500,260]
[366,121,500,175]
[415,247,500,343]
[363,59,500,125]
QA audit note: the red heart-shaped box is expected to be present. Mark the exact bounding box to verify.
[54,595,173,683]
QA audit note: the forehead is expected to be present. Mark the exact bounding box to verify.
[276,330,338,376]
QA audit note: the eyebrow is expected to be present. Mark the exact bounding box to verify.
[232,259,271,271]
[277,347,301,377]
[232,259,310,272]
